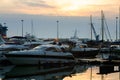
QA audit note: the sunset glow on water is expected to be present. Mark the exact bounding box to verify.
[64,66,120,80]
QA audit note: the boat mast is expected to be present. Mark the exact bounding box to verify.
[119,6,120,40]
[116,17,118,41]
[90,15,93,40]
[101,10,104,41]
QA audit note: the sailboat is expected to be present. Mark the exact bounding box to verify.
[70,25,99,58]
[99,8,120,60]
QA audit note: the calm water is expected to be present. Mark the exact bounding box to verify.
[0,64,120,80]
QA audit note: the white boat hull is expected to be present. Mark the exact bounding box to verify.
[5,54,75,65]
[5,44,75,65]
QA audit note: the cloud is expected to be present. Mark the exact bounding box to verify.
[0,0,119,16]
[20,0,55,8]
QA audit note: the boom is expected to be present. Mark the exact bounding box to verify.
[90,16,99,41]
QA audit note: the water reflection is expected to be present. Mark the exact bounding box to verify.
[2,65,72,80]
[0,64,89,80]
[0,65,14,80]
[97,65,120,80]
[1,64,120,80]
[98,65,120,74]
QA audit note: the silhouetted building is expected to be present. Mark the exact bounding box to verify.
[0,23,8,38]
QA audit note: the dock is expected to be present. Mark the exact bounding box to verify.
[76,58,120,65]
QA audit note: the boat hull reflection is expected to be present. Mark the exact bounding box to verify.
[4,65,74,80]
[4,64,90,80]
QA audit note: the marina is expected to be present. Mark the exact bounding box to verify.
[0,1,120,79]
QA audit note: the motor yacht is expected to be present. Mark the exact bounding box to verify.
[4,44,75,65]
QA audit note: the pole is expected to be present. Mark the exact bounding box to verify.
[56,20,59,41]
[31,19,33,36]
[21,20,24,37]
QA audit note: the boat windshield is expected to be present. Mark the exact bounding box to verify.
[33,45,62,52]
[33,46,47,50]
[45,47,62,52]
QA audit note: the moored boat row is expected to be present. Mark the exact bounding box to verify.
[1,34,120,65]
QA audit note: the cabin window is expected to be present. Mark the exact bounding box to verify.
[45,47,57,52]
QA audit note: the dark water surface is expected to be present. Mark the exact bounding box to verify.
[0,64,120,80]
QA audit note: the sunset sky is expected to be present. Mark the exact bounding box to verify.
[0,0,120,40]
[0,0,119,16]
